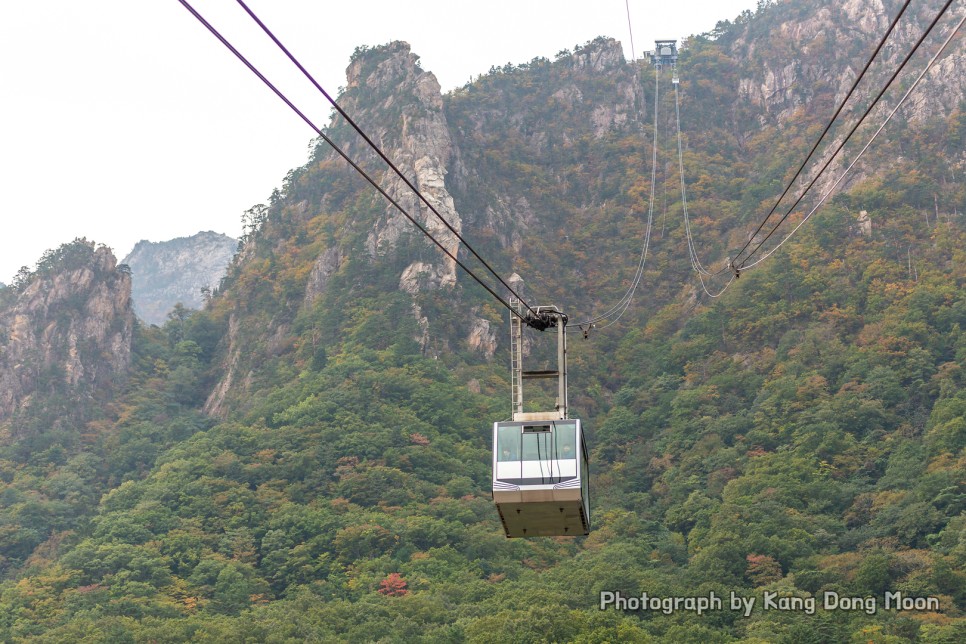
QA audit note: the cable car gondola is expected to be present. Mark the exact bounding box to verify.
[492,304,590,537]
[649,39,678,68]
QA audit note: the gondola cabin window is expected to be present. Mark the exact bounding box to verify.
[495,422,578,484]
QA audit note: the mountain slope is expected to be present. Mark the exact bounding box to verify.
[0,0,963,640]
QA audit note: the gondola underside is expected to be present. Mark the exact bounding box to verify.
[494,487,590,537]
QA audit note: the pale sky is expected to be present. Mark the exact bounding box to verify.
[0,0,761,283]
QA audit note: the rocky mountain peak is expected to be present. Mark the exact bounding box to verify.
[0,241,135,424]
[122,231,237,325]
[339,41,463,293]
[570,36,626,72]
[345,41,423,93]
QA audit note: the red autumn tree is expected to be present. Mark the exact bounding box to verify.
[378,572,408,596]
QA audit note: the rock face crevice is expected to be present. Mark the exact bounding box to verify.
[203,312,239,418]
[0,244,134,424]
[304,246,343,306]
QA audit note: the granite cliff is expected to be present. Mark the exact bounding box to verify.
[122,231,237,325]
[0,240,134,426]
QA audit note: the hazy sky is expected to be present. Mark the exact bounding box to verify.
[0,0,762,282]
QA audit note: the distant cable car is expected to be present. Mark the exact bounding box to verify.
[649,39,679,68]
[492,303,590,537]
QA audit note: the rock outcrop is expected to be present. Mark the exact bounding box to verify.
[732,0,964,125]
[122,231,237,325]
[345,42,464,291]
[303,246,343,306]
[0,242,134,424]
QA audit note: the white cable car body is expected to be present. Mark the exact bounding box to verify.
[492,415,590,537]
[492,303,590,537]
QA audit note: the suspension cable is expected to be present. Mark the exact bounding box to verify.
[673,79,729,279]
[573,63,659,329]
[233,0,537,318]
[730,0,914,270]
[735,0,955,270]
[669,75,738,299]
[176,0,526,320]
[572,3,658,328]
[741,8,966,270]
[623,0,638,61]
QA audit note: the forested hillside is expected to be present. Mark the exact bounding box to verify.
[0,0,963,641]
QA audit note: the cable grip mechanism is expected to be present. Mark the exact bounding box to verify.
[524,306,567,331]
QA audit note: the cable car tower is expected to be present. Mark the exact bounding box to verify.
[492,300,590,537]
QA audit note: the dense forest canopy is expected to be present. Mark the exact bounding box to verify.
[0,0,963,641]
